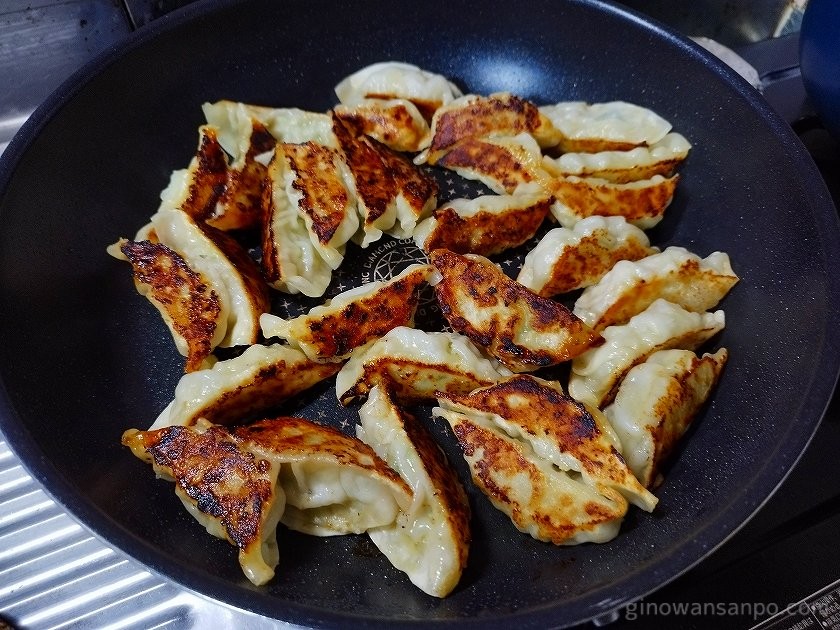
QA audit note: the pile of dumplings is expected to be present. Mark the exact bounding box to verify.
[109,61,738,598]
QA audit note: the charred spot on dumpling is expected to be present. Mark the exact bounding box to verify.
[120,239,221,372]
[430,249,601,372]
[178,125,229,223]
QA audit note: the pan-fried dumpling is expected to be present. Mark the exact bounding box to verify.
[331,114,438,246]
[123,416,413,585]
[335,327,512,405]
[333,98,431,153]
[430,250,601,372]
[438,375,657,511]
[158,125,228,223]
[260,264,433,362]
[110,239,225,372]
[122,419,286,586]
[517,216,658,297]
[413,184,552,256]
[543,133,691,184]
[203,99,336,147]
[604,348,728,488]
[549,173,679,229]
[432,376,652,545]
[149,344,341,430]
[334,61,462,122]
[539,101,672,153]
[110,207,269,359]
[569,299,725,409]
[260,144,356,296]
[433,133,551,195]
[149,207,269,347]
[573,246,739,332]
[418,92,560,164]
[357,385,470,598]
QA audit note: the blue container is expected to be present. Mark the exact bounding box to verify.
[800,0,840,140]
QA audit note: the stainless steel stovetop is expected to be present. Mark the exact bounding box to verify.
[2,2,839,629]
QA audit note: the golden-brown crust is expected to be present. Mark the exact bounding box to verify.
[334,101,429,153]
[283,142,352,245]
[210,120,276,231]
[430,250,601,371]
[551,174,679,225]
[120,239,221,372]
[122,424,274,553]
[535,233,657,297]
[428,93,554,162]
[435,137,543,193]
[420,197,551,256]
[178,126,229,223]
[295,266,431,360]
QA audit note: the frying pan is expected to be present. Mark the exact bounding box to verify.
[1,0,839,627]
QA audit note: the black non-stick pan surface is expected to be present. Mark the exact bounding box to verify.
[1,0,839,627]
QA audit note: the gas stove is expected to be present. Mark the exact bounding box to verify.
[1,2,838,629]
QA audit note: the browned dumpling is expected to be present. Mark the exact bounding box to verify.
[260,264,433,362]
[413,185,552,257]
[434,375,657,545]
[150,344,342,429]
[115,239,223,372]
[332,115,438,247]
[123,416,413,586]
[430,249,601,372]
[334,98,431,153]
[418,92,560,164]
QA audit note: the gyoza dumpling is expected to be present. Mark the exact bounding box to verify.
[573,246,739,332]
[604,348,728,488]
[194,104,277,231]
[335,327,512,405]
[418,93,560,164]
[149,207,269,347]
[433,133,552,195]
[430,250,601,372]
[331,114,437,246]
[110,239,225,372]
[413,184,552,256]
[158,125,228,224]
[260,264,433,362]
[539,101,672,153]
[437,375,657,511]
[122,419,286,586]
[261,143,357,296]
[149,343,341,430]
[123,416,413,585]
[516,216,658,297]
[357,385,470,598]
[568,299,726,409]
[333,98,431,153]
[543,133,691,184]
[334,61,462,121]
[548,174,679,229]
[203,99,336,146]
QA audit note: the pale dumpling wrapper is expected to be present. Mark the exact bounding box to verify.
[604,348,728,488]
[516,215,658,297]
[259,264,433,362]
[335,326,512,404]
[203,99,336,147]
[149,343,341,430]
[539,100,672,152]
[334,61,462,121]
[569,299,726,409]
[573,246,739,332]
[357,385,470,598]
[543,132,691,184]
